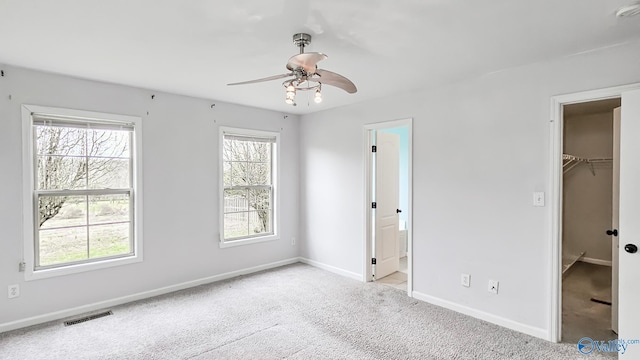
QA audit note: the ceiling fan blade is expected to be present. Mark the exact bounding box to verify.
[286,52,328,73]
[312,69,357,94]
[227,73,293,86]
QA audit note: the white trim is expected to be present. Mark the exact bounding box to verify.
[26,256,143,281]
[0,257,300,333]
[363,128,372,283]
[363,118,413,297]
[412,291,549,340]
[299,257,362,281]
[580,258,612,267]
[364,118,413,130]
[21,104,144,281]
[24,104,141,124]
[407,121,413,297]
[548,82,640,342]
[218,126,280,247]
[219,234,279,248]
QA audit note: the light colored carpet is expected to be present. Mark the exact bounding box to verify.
[0,263,614,359]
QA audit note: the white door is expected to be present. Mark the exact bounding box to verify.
[375,131,400,279]
[618,89,640,350]
[612,107,620,334]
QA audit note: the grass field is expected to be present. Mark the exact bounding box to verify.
[38,196,131,267]
[38,195,272,265]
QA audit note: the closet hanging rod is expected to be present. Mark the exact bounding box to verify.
[562,154,612,163]
[563,153,612,175]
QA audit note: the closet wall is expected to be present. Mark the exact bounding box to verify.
[563,100,619,265]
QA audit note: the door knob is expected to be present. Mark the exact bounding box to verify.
[625,244,638,254]
[606,229,618,236]
[396,209,402,213]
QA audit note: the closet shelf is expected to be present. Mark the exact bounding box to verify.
[563,153,612,175]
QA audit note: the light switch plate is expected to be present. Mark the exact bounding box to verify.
[533,192,545,207]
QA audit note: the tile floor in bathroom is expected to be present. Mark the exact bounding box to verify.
[376,256,407,291]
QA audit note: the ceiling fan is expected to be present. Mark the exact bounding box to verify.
[227,33,357,106]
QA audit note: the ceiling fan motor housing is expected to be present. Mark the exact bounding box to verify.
[293,33,312,51]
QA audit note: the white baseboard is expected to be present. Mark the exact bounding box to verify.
[0,257,300,333]
[580,257,612,267]
[412,291,548,340]
[299,257,363,281]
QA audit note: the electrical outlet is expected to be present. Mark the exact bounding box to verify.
[488,280,499,294]
[291,237,296,246]
[8,284,19,299]
[461,274,471,287]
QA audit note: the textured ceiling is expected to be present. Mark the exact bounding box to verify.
[1,0,639,114]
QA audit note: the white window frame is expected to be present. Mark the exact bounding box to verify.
[219,126,279,248]
[21,104,143,280]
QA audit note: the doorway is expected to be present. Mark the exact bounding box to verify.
[549,83,640,344]
[364,118,412,296]
[561,98,620,344]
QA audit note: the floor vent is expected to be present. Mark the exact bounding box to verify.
[64,310,113,327]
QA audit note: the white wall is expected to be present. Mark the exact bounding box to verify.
[3,39,640,340]
[299,41,640,337]
[0,65,300,327]
[563,111,614,264]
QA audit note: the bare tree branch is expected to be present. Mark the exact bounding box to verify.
[37,126,129,226]
[223,138,272,233]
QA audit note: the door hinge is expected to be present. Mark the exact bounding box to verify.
[371,202,377,209]
[372,258,377,265]
[371,145,377,152]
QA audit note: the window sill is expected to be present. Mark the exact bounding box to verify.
[220,234,279,248]
[25,254,142,281]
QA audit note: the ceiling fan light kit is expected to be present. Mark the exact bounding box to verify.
[314,88,322,103]
[285,84,296,105]
[228,33,356,106]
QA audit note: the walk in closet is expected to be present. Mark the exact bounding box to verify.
[561,98,620,343]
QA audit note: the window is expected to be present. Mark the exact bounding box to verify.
[22,105,143,279]
[220,127,278,246]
